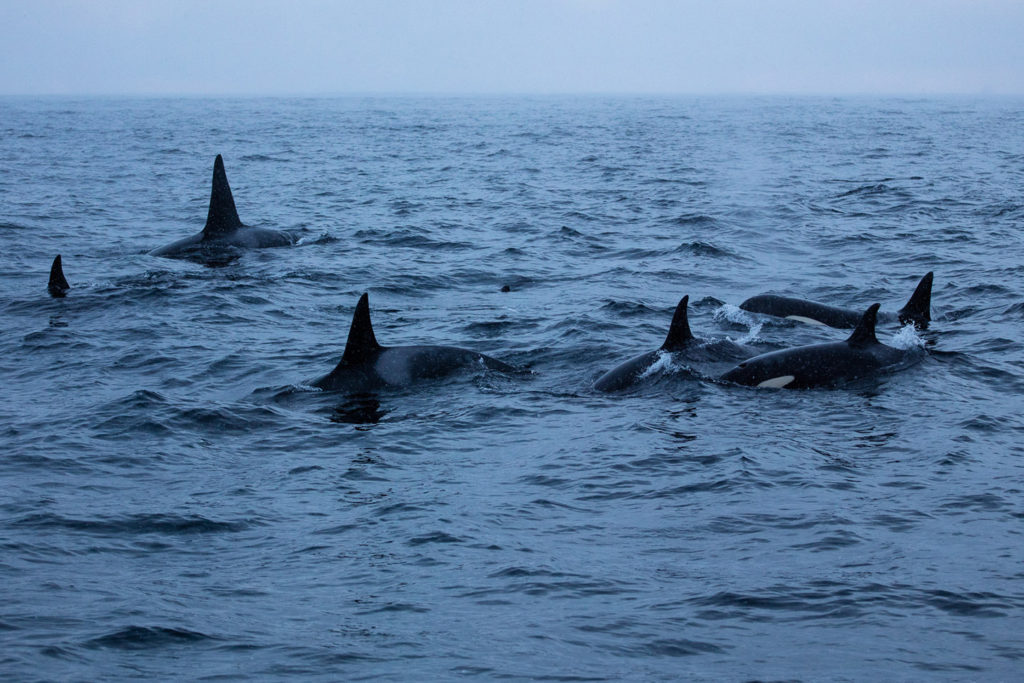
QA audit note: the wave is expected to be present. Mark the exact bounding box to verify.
[12,512,255,535]
[85,626,217,650]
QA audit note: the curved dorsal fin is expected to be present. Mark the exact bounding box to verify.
[342,293,383,363]
[660,295,695,351]
[48,254,70,296]
[897,271,933,329]
[202,154,243,237]
[847,303,881,347]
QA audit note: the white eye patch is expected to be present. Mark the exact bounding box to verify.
[757,375,795,388]
[785,315,827,326]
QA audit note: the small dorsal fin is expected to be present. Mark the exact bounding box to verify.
[342,293,383,363]
[897,271,933,329]
[48,254,70,296]
[847,303,881,347]
[660,295,695,351]
[202,154,243,237]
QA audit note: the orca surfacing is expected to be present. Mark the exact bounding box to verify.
[150,155,294,258]
[48,254,70,297]
[720,303,924,389]
[313,293,515,393]
[594,296,753,392]
[740,272,933,330]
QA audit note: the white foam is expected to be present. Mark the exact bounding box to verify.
[715,304,764,344]
[638,350,679,380]
[714,303,754,326]
[889,324,926,350]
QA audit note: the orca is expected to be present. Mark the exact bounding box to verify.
[48,254,70,297]
[150,155,294,258]
[594,296,753,392]
[719,303,924,389]
[313,293,515,392]
[740,272,933,330]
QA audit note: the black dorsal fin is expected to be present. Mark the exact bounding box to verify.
[847,303,881,347]
[202,154,243,237]
[341,293,383,363]
[660,296,695,351]
[48,254,70,297]
[897,271,933,329]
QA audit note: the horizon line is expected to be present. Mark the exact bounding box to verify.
[2,90,1022,99]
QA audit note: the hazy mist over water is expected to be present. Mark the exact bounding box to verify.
[2,96,1023,680]
[2,1,1024,96]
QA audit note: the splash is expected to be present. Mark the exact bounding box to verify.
[889,323,926,350]
[714,304,763,344]
[639,350,681,380]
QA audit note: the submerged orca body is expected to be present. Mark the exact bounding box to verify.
[150,155,294,258]
[313,293,514,393]
[740,272,933,330]
[720,303,923,389]
[594,296,752,392]
[48,254,70,297]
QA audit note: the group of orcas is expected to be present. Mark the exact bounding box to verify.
[46,155,935,393]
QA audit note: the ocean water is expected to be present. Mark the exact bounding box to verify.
[2,95,1023,681]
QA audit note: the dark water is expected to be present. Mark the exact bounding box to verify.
[2,96,1023,680]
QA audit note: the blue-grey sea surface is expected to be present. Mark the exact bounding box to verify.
[2,96,1023,681]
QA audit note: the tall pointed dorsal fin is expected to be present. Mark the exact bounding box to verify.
[847,303,881,347]
[48,254,69,296]
[342,293,383,363]
[203,154,243,237]
[897,271,933,329]
[660,295,695,351]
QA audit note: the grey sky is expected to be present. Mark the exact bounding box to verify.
[2,0,1022,95]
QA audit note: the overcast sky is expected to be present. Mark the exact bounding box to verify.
[1,0,1022,96]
